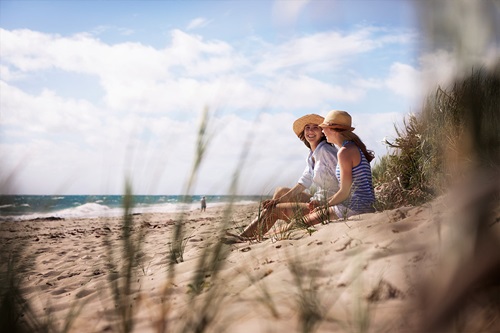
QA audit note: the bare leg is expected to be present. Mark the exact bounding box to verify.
[300,206,339,227]
[240,202,310,239]
[271,187,311,203]
[272,187,290,199]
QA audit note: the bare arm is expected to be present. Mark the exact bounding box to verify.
[262,183,306,209]
[280,183,306,202]
[297,147,356,228]
[327,146,355,207]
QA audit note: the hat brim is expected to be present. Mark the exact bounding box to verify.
[293,114,325,137]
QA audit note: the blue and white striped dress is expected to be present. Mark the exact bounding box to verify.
[335,142,375,214]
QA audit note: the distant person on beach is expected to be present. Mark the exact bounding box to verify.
[200,196,206,212]
[228,110,375,241]
[227,113,339,240]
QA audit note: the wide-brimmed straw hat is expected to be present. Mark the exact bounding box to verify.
[319,110,355,131]
[292,114,325,137]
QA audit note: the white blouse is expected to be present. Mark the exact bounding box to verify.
[298,140,339,202]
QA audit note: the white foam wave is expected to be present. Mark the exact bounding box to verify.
[0,204,15,209]
[58,203,112,217]
[0,199,256,222]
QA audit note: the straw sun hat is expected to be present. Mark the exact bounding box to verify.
[292,114,324,137]
[319,110,355,131]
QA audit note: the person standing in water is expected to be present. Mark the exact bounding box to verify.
[200,196,206,212]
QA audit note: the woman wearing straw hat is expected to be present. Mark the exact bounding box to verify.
[227,114,339,241]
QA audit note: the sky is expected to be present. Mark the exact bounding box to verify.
[0,0,495,196]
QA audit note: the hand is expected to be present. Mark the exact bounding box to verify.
[310,206,318,214]
[308,200,319,211]
[262,199,279,209]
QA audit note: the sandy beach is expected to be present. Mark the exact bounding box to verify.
[1,194,499,333]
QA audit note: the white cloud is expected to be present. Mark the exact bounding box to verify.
[352,77,383,90]
[91,25,135,36]
[385,62,422,100]
[186,17,212,31]
[255,27,413,75]
[352,111,401,161]
[265,75,365,109]
[419,49,458,91]
[0,65,25,82]
[0,82,101,136]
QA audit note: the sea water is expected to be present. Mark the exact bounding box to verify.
[0,195,263,221]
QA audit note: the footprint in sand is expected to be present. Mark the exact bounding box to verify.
[367,279,404,302]
[335,237,362,252]
[389,219,422,234]
[43,270,62,277]
[75,288,95,299]
[56,272,81,280]
[35,247,51,255]
[188,238,203,242]
[51,288,69,295]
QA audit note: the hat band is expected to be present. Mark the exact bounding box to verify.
[320,122,352,129]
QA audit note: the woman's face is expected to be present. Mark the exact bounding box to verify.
[303,124,323,145]
[321,127,338,144]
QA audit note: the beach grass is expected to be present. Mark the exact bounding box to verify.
[0,245,39,332]
[103,181,146,333]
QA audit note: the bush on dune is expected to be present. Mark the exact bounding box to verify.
[373,66,500,210]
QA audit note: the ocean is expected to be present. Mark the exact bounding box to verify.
[0,195,264,221]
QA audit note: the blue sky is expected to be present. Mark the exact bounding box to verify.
[1,0,487,195]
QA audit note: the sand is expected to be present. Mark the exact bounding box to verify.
[1,195,499,333]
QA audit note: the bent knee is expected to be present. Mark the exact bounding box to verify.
[274,187,291,197]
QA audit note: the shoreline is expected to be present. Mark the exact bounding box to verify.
[0,199,261,222]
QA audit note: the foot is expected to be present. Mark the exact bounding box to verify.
[221,231,252,244]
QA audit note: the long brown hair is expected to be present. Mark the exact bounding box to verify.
[340,131,375,162]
